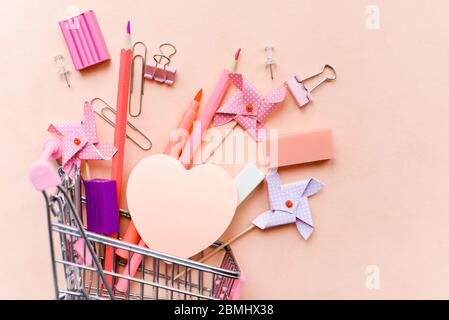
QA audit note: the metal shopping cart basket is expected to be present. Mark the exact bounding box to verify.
[30,137,244,300]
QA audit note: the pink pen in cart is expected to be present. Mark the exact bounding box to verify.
[59,10,110,71]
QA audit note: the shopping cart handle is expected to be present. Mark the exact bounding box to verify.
[29,137,63,191]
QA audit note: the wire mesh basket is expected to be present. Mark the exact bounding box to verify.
[36,162,243,300]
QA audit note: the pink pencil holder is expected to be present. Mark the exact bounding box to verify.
[59,10,110,71]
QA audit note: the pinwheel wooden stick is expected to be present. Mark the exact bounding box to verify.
[174,224,255,280]
[202,121,237,163]
[84,161,91,179]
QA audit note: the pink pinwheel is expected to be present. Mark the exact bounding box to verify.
[48,101,117,174]
[213,73,286,140]
[252,170,323,240]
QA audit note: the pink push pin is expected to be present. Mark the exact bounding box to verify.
[286,64,336,108]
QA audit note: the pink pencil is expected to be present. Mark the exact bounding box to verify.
[179,49,241,169]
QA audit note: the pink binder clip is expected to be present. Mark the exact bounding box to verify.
[144,43,177,85]
[59,10,110,71]
[286,64,336,108]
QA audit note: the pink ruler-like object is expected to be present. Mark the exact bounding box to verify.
[59,10,110,71]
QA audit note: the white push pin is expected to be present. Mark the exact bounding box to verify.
[53,54,71,88]
[264,45,275,80]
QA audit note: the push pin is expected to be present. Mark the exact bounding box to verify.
[53,54,71,88]
[286,64,337,108]
[264,45,275,80]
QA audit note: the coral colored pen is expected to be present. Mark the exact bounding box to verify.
[103,21,132,285]
[164,89,203,157]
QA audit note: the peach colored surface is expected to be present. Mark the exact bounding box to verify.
[127,154,237,258]
[1,0,449,299]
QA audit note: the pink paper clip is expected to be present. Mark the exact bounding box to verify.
[286,64,336,108]
[59,10,110,71]
[144,43,177,85]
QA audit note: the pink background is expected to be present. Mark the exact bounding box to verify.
[2,0,449,299]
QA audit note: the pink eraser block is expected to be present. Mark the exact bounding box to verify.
[286,76,312,107]
[59,10,110,71]
[262,127,333,168]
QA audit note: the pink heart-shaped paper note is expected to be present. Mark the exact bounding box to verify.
[127,154,237,258]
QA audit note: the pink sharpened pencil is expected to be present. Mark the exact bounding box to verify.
[178,49,241,169]
[103,21,132,285]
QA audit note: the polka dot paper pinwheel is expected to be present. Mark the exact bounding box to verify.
[213,73,287,141]
[252,170,323,240]
[48,101,117,174]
